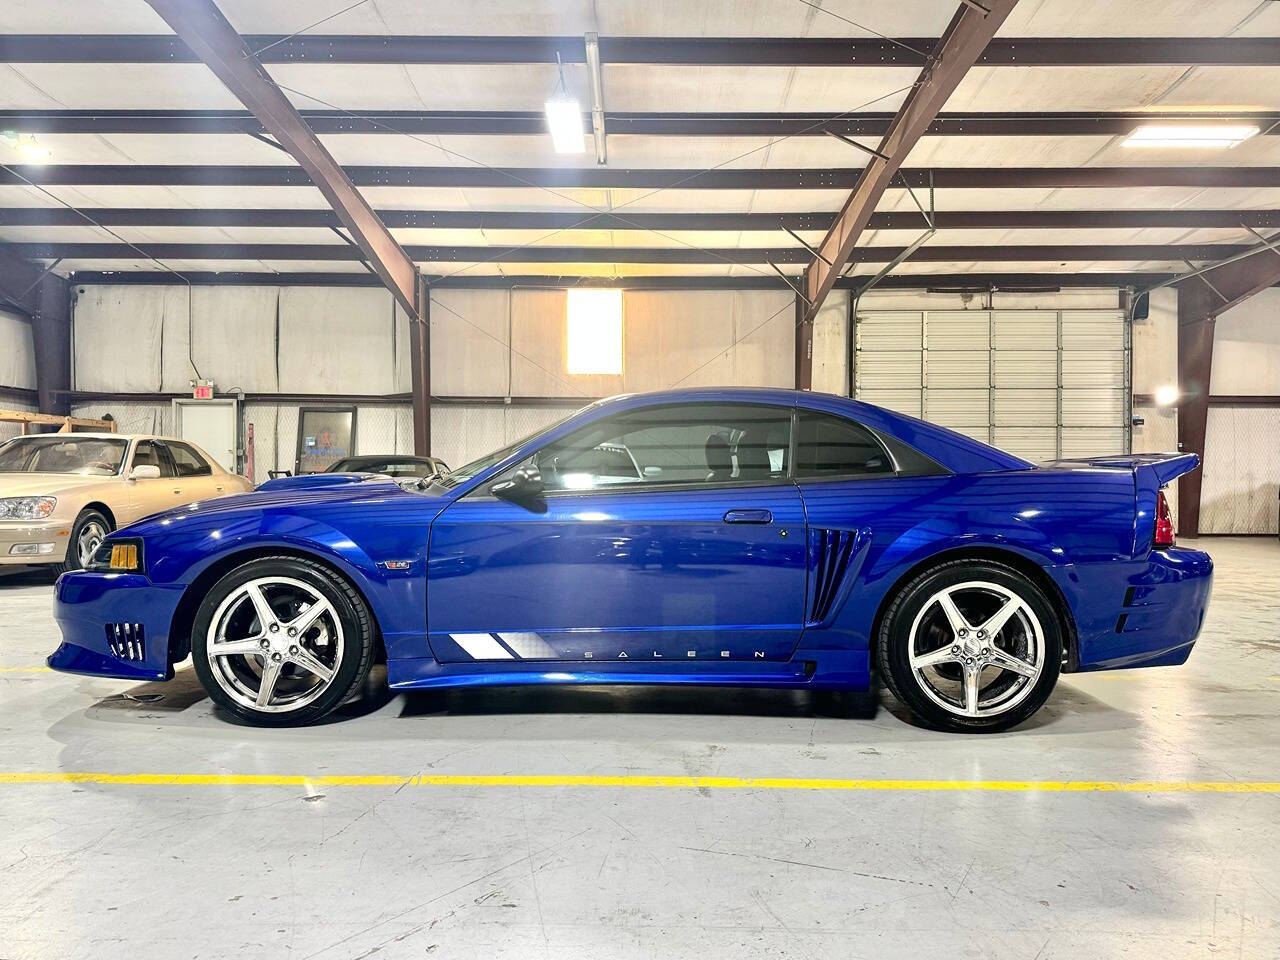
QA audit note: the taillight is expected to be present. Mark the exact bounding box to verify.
[1154,489,1175,548]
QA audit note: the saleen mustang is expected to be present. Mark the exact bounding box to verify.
[49,388,1212,732]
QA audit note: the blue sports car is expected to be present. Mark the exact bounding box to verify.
[49,388,1212,733]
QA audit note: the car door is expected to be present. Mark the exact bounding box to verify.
[123,439,182,524]
[427,402,808,664]
[163,440,227,500]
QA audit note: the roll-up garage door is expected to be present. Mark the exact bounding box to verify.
[854,309,1130,462]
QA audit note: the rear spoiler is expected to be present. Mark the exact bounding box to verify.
[1046,452,1200,553]
[1047,452,1200,488]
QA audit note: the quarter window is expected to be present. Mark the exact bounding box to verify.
[514,403,793,493]
[794,411,894,479]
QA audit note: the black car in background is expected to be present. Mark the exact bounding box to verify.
[324,455,450,479]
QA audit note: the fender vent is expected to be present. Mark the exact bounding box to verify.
[105,622,145,662]
[808,528,858,624]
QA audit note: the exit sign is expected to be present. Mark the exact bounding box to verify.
[192,380,215,400]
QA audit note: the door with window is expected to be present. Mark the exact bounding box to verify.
[123,440,181,525]
[164,440,227,500]
[427,402,808,664]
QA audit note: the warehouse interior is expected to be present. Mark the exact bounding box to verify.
[1,1,1279,957]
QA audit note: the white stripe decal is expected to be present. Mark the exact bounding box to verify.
[451,633,514,660]
[497,632,558,659]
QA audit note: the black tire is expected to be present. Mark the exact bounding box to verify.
[191,556,376,727]
[54,508,112,575]
[878,559,1062,733]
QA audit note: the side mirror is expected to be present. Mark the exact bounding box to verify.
[490,465,544,501]
[129,464,161,481]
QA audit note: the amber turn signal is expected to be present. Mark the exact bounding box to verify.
[110,543,139,570]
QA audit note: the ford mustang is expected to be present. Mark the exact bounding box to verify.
[48,388,1213,732]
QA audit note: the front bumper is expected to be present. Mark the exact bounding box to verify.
[0,518,70,565]
[1064,546,1214,672]
[48,571,185,681]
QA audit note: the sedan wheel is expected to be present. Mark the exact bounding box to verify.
[76,518,108,568]
[879,560,1063,733]
[192,557,375,726]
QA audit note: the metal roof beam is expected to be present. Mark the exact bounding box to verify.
[5,109,1279,137]
[5,164,1280,189]
[800,0,1020,322]
[1,34,1277,66]
[5,207,1279,232]
[141,0,419,316]
[10,241,1257,264]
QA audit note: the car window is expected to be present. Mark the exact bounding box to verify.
[794,411,894,479]
[131,440,175,478]
[166,441,212,477]
[505,403,792,493]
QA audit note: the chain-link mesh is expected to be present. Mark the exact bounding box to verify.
[0,399,37,444]
[1201,405,1280,535]
[70,401,169,436]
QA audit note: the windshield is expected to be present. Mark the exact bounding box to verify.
[432,406,591,490]
[0,436,129,476]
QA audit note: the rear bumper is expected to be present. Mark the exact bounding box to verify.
[1063,547,1213,672]
[48,571,183,681]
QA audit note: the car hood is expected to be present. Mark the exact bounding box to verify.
[0,472,118,497]
[127,472,446,530]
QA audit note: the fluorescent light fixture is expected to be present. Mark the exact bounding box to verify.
[544,53,585,154]
[567,288,623,375]
[545,96,585,153]
[1154,384,1179,407]
[1123,124,1259,149]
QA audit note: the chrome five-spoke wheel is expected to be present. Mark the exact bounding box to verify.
[908,581,1045,719]
[193,557,374,725]
[879,560,1063,733]
[205,576,344,713]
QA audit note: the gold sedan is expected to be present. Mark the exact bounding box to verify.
[0,433,254,573]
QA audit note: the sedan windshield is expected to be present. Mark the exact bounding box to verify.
[0,436,129,476]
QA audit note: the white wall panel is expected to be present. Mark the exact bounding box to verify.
[0,309,35,389]
[993,427,1057,462]
[1200,406,1280,535]
[73,285,182,391]
[277,287,396,395]
[1060,427,1127,458]
[926,311,989,351]
[993,389,1056,426]
[426,289,511,396]
[993,312,1056,350]
[70,400,169,436]
[927,352,989,389]
[810,289,848,397]
[184,286,279,393]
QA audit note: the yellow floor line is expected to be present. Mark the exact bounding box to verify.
[0,666,52,673]
[0,772,1278,793]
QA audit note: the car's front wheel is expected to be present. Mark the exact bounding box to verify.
[878,559,1062,733]
[191,556,375,726]
[54,508,112,575]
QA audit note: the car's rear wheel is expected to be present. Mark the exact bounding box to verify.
[191,556,375,726]
[54,508,112,575]
[878,559,1062,733]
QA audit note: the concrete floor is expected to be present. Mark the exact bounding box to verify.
[1,536,1278,960]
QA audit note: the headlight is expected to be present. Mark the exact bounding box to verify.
[0,496,57,520]
[86,537,144,572]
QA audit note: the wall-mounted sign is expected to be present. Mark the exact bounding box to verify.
[192,380,215,400]
[296,406,356,474]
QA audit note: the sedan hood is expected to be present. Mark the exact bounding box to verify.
[0,472,117,497]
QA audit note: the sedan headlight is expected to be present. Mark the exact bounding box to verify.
[0,496,57,520]
[86,537,144,572]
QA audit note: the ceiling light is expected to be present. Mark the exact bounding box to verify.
[567,289,623,375]
[2,131,51,163]
[1122,124,1259,149]
[545,53,585,154]
[1154,384,1179,407]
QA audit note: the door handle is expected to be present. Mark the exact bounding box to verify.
[723,508,772,524]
